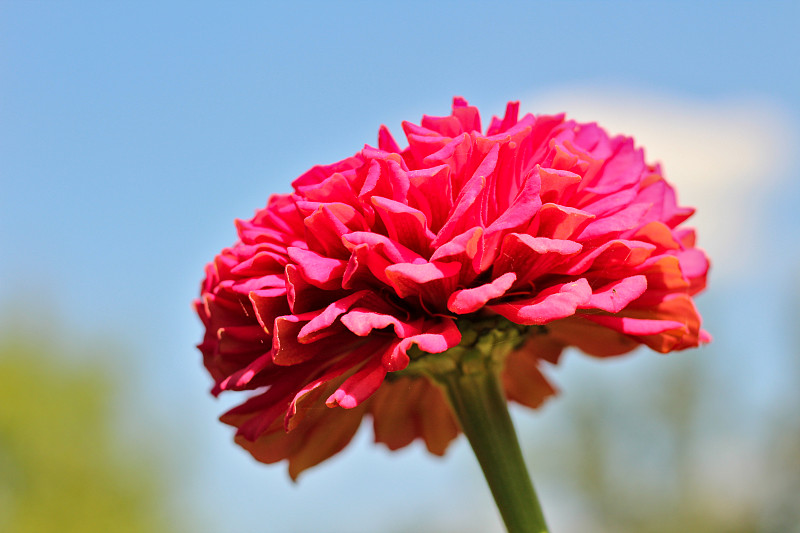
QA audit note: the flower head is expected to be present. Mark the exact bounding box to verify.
[196,98,709,478]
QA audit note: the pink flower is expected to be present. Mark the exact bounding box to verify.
[196,98,709,479]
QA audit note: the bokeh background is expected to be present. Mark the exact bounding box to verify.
[2,2,799,532]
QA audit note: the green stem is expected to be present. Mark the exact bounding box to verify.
[438,367,550,533]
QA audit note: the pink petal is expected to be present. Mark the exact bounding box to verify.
[288,247,347,290]
[297,291,371,343]
[296,172,359,207]
[559,239,656,275]
[358,157,410,203]
[378,125,401,153]
[676,248,710,281]
[421,113,464,138]
[480,165,543,270]
[489,278,592,325]
[584,314,687,335]
[429,227,483,281]
[382,319,462,371]
[493,233,582,284]
[340,243,390,289]
[303,204,365,259]
[420,133,472,178]
[451,96,482,132]
[585,138,646,195]
[385,261,462,299]
[340,309,424,338]
[371,196,436,256]
[486,100,520,136]
[249,287,289,333]
[448,272,517,314]
[583,275,647,313]
[291,156,363,189]
[406,164,453,233]
[576,202,652,241]
[342,231,426,264]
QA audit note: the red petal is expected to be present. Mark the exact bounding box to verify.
[326,356,387,409]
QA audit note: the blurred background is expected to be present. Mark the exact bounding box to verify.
[1,2,798,532]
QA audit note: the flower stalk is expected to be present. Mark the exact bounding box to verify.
[409,318,549,533]
[439,367,549,533]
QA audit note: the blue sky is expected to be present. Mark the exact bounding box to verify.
[2,2,799,532]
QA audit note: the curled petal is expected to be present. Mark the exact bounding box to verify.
[341,309,424,338]
[297,291,372,343]
[382,319,462,371]
[448,272,517,314]
[489,278,593,325]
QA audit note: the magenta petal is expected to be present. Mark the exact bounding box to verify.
[676,248,710,280]
[493,233,582,285]
[371,196,435,255]
[431,145,491,247]
[385,261,461,298]
[288,247,347,290]
[421,133,472,178]
[583,275,648,313]
[340,309,424,338]
[297,291,370,343]
[480,166,544,270]
[576,202,651,240]
[560,239,656,275]
[303,204,363,259]
[378,125,401,153]
[489,278,592,325]
[448,272,517,314]
[587,138,645,194]
[407,164,453,233]
[342,231,426,264]
[429,227,483,281]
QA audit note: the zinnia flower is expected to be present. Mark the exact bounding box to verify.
[196,97,709,479]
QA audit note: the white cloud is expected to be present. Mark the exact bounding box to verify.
[522,85,795,280]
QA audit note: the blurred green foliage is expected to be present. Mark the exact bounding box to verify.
[0,334,175,533]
